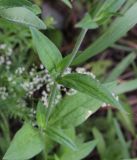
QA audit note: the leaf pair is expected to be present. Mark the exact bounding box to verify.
[30,28,124,112]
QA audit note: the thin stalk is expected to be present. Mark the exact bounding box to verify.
[46,29,87,124]
[60,29,88,75]
[46,82,57,124]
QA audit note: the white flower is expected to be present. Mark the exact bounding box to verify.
[40,64,44,69]
[41,91,48,106]
[0,87,8,100]
[0,44,6,49]
[15,67,25,75]
[0,56,5,65]
[64,67,72,75]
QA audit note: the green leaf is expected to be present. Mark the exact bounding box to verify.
[49,81,117,128]
[72,2,137,65]
[117,103,135,135]
[0,7,46,29]
[58,73,124,112]
[92,128,106,158]
[75,13,98,29]
[0,0,41,14]
[114,119,130,158]
[46,127,77,150]
[106,52,136,82]
[30,27,62,76]
[3,123,44,160]
[95,0,126,19]
[60,140,97,160]
[61,0,72,8]
[36,102,46,129]
[54,155,60,160]
[124,159,137,160]
[114,79,137,94]
[50,92,102,128]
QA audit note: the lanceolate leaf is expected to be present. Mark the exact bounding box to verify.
[50,82,118,128]
[30,28,62,76]
[49,92,102,128]
[3,123,44,160]
[72,2,137,65]
[0,0,41,14]
[0,7,46,29]
[58,73,123,111]
[60,140,97,160]
[46,127,77,150]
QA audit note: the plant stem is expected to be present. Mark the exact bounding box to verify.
[46,29,87,124]
[60,29,88,75]
[46,82,57,124]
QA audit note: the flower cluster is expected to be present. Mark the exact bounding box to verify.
[0,44,13,69]
[0,87,8,100]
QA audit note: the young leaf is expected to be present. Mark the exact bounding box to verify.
[106,52,136,82]
[30,28,62,76]
[60,140,97,160]
[3,123,44,160]
[72,2,137,65]
[58,73,124,111]
[36,102,46,129]
[75,13,98,29]
[61,0,72,8]
[46,127,77,150]
[0,7,46,29]
[0,0,41,14]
